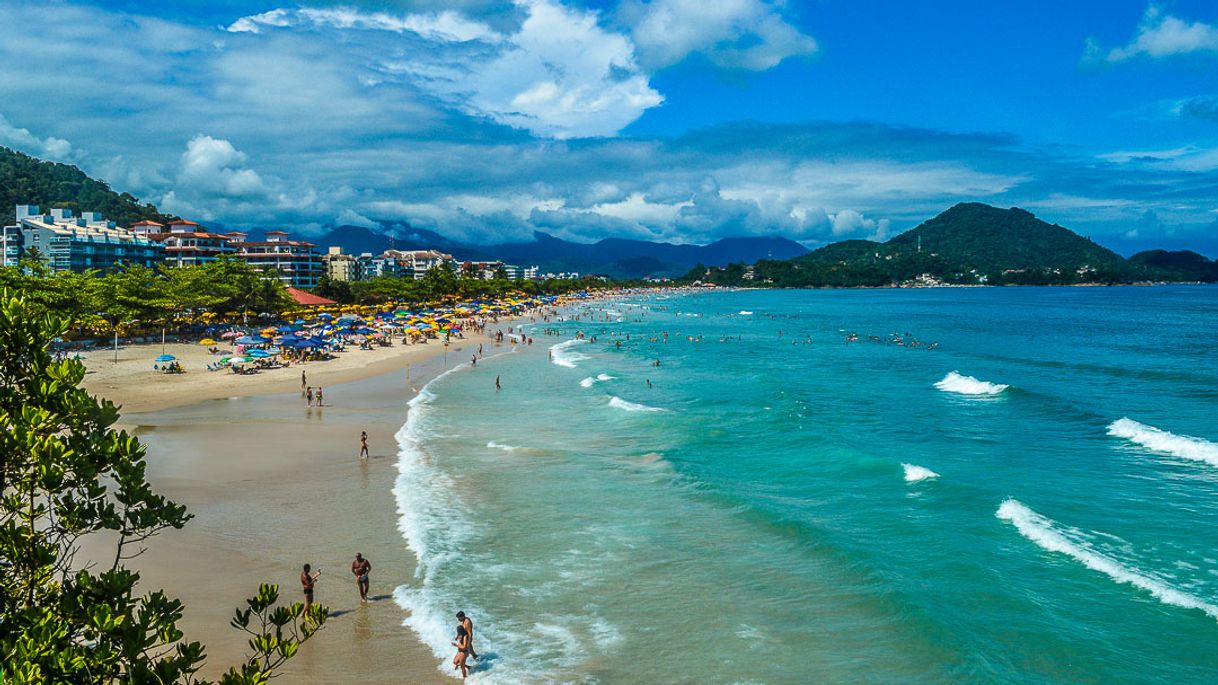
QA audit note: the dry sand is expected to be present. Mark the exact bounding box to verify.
[79,335,457,414]
[80,331,514,683]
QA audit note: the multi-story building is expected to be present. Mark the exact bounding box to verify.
[380,249,455,280]
[227,230,324,288]
[322,246,367,282]
[135,219,236,267]
[1,205,164,271]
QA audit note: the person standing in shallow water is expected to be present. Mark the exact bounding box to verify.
[300,563,320,611]
[351,553,371,602]
[456,611,478,661]
[359,431,369,458]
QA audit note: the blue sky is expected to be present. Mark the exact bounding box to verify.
[1,1,1216,255]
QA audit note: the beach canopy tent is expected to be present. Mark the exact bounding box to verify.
[286,287,337,307]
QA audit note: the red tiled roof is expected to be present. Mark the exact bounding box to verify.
[170,219,201,226]
[131,220,165,227]
[286,287,336,307]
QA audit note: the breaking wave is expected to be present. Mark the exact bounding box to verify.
[935,371,1009,396]
[902,464,940,482]
[996,499,1218,620]
[608,396,667,413]
[1107,418,1218,468]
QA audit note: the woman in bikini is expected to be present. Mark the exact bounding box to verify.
[451,625,471,679]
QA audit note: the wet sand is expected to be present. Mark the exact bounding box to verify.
[106,342,497,683]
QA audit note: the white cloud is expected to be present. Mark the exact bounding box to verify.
[227,7,498,43]
[623,0,816,70]
[0,114,74,161]
[178,135,266,197]
[829,209,890,240]
[1092,5,1218,63]
[228,0,663,139]
[1099,145,1218,172]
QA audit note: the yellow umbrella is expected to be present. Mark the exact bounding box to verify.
[199,338,217,345]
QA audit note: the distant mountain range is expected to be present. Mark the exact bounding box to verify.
[693,203,1218,286]
[312,224,809,278]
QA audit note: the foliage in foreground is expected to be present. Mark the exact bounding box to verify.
[0,293,326,683]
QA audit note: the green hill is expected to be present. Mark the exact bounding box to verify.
[886,203,1125,271]
[1129,249,1218,282]
[691,203,1210,287]
[0,146,175,227]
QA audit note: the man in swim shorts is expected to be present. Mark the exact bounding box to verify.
[352,553,371,602]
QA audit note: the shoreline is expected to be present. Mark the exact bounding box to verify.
[85,324,529,683]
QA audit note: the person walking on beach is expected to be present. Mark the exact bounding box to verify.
[456,611,478,661]
[301,563,320,611]
[359,431,369,458]
[316,387,323,407]
[301,370,307,394]
[351,553,371,602]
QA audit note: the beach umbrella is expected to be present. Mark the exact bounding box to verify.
[155,354,176,362]
[235,335,269,345]
[221,331,241,339]
[220,356,252,365]
[263,346,282,355]
[248,349,272,358]
[318,313,333,319]
[199,338,217,345]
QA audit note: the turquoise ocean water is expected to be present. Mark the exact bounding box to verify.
[393,286,1218,684]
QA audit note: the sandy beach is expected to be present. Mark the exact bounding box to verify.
[80,329,514,683]
[79,334,457,414]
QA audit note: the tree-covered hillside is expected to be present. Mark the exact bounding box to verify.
[688,203,1217,287]
[0,146,176,227]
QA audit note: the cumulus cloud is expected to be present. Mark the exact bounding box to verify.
[0,114,73,162]
[227,0,663,139]
[177,135,266,197]
[1088,5,1218,63]
[622,0,817,70]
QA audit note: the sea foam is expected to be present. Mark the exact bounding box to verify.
[392,367,489,675]
[550,339,589,368]
[1107,418,1218,468]
[996,499,1218,620]
[935,371,1009,396]
[581,373,617,388]
[608,396,667,413]
[902,463,940,482]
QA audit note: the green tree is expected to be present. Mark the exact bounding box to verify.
[0,292,326,684]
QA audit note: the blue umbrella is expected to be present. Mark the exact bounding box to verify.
[317,313,333,319]
[264,346,283,355]
[235,336,268,345]
[155,354,176,362]
[294,319,306,324]
[248,349,272,358]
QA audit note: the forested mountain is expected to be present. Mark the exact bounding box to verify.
[689,203,1218,287]
[0,147,175,227]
